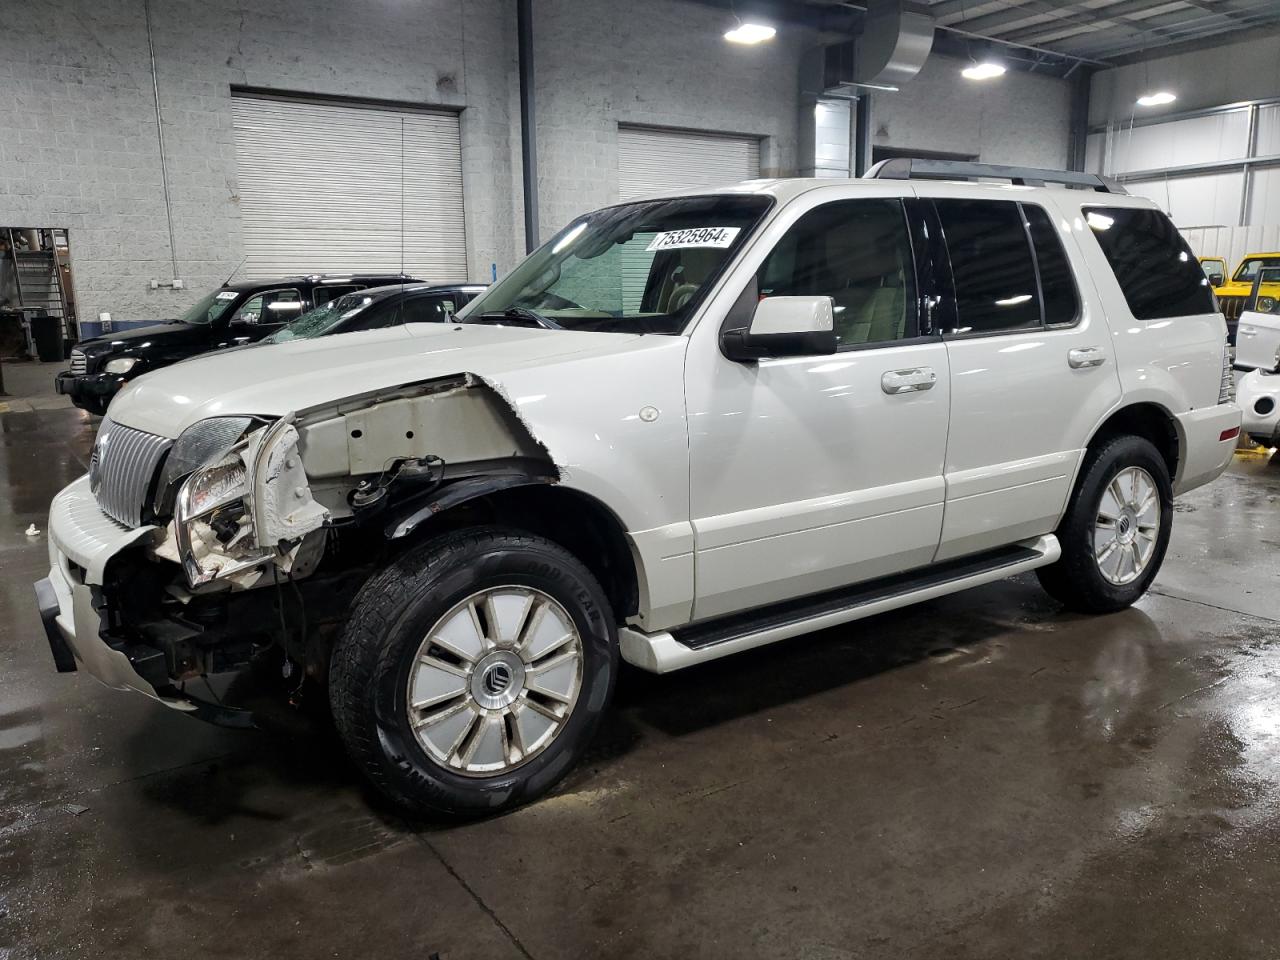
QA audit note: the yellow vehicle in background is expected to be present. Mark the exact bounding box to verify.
[1201,253,1280,342]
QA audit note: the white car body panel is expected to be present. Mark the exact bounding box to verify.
[1237,369,1280,444]
[681,180,950,621]
[110,323,698,628]
[58,176,1241,666]
[917,186,1126,561]
[1235,309,1280,372]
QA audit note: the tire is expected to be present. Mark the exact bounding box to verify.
[1036,435,1173,614]
[329,526,617,817]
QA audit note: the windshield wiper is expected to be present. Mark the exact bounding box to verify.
[469,307,561,330]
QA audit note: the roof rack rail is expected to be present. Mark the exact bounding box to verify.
[863,157,1127,194]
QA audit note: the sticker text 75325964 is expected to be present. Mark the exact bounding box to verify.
[645,227,741,252]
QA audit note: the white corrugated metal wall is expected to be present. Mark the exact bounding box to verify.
[616,126,760,309]
[617,126,760,201]
[1087,103,1280,268]
[231,96,468,281]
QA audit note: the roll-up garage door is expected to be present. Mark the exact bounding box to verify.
[231,96,467,281]
[617,126,761,202]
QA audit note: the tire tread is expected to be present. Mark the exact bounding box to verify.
[330,526,613,815]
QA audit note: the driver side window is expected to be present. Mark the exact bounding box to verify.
[234,288,303,325]
[756,199,918,350]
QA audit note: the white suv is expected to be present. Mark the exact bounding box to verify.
[35,160,1240,816]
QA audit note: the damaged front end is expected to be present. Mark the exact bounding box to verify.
[152,416,330,592]
[94,374,558,725]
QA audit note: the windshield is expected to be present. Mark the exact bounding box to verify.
[459,195,772,334]
[181,288,241,325]
[265,292,377,343]
[1234,257,1280,282]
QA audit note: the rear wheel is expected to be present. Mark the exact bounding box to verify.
[1036,435,1173,613]
[329,527,617,817]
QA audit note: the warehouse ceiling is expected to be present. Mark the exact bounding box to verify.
[920,0,1280,63]
[774,0,1280,71]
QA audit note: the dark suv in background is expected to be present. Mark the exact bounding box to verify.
[264,282,487,344]
[55,273,420,414]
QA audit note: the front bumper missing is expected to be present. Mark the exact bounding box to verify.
[37,474,197,711]
[54,370,125,411]
[34,576,77,673]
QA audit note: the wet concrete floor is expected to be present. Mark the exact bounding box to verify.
[4,364,1280,958]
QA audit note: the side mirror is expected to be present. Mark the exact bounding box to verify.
[1208,274,1224,286]
[721,295,837,361]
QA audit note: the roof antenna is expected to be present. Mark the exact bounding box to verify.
[220,255,247,287]
[400,116,406,293]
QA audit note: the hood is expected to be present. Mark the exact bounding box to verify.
[78,320,203,352]
[107,323,652,438]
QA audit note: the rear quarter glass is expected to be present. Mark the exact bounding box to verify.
[1083,206,1215,321]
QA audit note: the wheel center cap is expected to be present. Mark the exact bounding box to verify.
[1116,511,1137,545]
[470,651,525,711]
[483,663,512,696]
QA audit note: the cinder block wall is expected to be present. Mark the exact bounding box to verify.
[0,0,521,324]
[1089,32,1280,125]
[870,53,1073,168]
[529,0,813,240]
[0,0,1077,327]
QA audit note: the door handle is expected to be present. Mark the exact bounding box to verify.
[881,367,937,395]
[1240,325,1256,338]
[1067,347,1106,369]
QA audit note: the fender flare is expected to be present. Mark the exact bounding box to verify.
[383,474,557,541]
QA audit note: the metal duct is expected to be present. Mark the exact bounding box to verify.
[854,0,934,88]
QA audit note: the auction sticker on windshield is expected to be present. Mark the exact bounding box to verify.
[646,227,740,251]
[215,291,239,300]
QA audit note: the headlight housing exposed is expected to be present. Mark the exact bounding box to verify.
[179,457,247,518]
[156,416,258,512]
[166,418,268,587]
[104,356,139,374]
[162,416,329,590]
[1257,296,1277,314]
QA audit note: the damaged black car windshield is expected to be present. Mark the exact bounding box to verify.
[459,195,772,334]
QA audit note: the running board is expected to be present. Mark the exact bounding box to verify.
[618,535,1060,674]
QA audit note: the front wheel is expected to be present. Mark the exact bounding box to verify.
[329,527,617,817]
[1036,435,1173,614]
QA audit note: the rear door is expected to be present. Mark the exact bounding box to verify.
[926,190,1123,561]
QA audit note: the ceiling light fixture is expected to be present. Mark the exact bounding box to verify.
[724,21,776,44]
[962,61,1006,80]
[1136,91,1176,106]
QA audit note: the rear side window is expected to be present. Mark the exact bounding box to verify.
[1024,205,1080,326]
[313,284,358,306]
[935,199,1040,333]
[1085,206,1215,320]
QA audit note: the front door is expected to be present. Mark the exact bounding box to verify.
[685,193,951,622]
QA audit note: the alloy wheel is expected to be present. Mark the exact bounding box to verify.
[1093,465,1161,586]
[405,586,584,776]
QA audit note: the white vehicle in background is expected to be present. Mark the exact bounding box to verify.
[35,159,1240,817]
[1237,369,1280,447]
[1234,266,1280,373]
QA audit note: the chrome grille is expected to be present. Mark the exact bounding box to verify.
[69,349,87,374]
[89,417,172,527]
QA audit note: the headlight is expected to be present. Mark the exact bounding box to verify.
[1257,296,1277,314]
[104,357,139,374]
[178,457,247,520]
[156,416,258,512]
